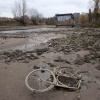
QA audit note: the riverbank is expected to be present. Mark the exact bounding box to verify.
[0,27,100,100]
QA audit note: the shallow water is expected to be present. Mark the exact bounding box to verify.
[80,84,88,91]
[0,28,53,34]
[13,33,65,50]
[0,33,65,51]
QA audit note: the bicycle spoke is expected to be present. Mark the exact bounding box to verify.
[25,69,56,92]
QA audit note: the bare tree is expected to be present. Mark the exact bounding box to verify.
[93,0,100,23]
[28,8,43,25]
[12,1,19,18]
[22,0,27,25]
[88,9,92,23]
[79,13,88,26]
[12,0,44,25]
[46,17,56,25]
[12,0,27,25]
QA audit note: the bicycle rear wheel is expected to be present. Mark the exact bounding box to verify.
[54,67,82,89]
[57,75,81,90]
[25,69,56,93]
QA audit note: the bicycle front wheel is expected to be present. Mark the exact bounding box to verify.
[25,69,56,93]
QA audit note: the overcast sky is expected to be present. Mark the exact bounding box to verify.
[0,0,90,18]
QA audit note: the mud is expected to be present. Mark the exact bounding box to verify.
[0,26,100,100]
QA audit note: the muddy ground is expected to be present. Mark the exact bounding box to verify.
[0,26,100,100]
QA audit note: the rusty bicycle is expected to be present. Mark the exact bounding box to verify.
[25,66,82,93]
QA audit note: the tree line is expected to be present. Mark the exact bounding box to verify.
[11,0,57,26]
[80,0,100,27]
[12,0,44,25]
[0,0,56,26]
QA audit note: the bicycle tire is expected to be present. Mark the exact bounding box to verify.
[25,69,56,93]
[54,67,81,89]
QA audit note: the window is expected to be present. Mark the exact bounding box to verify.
[57,15,71,21]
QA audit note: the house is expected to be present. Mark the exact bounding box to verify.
[55,13,75,27]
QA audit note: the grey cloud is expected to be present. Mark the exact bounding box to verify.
[0,0,90,18]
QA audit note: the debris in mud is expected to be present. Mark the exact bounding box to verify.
[57,76,79,87]
[74,54,90,65]
[95,65,100,70]
[47,28,100,65]
[33,65,40,69]
[35,48,49,55]
[23,58,30,63]
[1,28,100,65]
[0,33,28,39]
[0,50,38,63]
[54,56,70,64]
[47,63,56,67]
[52,29,99,52]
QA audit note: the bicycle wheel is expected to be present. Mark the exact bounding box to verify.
[54,67,81,89]
[25,69,56,93]
[57,75,81,89]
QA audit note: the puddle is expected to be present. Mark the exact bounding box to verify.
[80,84,88,91]
[0,28,53,34]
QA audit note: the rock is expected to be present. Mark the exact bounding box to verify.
[23,58,29,63]
[5,58,11,63]
[35,48,49,55]
[48,43,52,47]
[93,40,100,49]
[47,63,56,67]
[74,55,85,65]
[95,65,100,70]
[32,53,38,59]
[54,56,61,62]
[0,56,3,60]
[33,65,40,69]
[1,42,4,44]
[96,52,100,58]
[88,46,93,49]
[17,56,24,61]
[54,56,70,64]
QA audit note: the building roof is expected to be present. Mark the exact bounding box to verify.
[55,13,73,16]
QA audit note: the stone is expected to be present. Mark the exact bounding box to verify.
[33,65,40,69]
[95,65,100,70]
[35,48,49,55]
